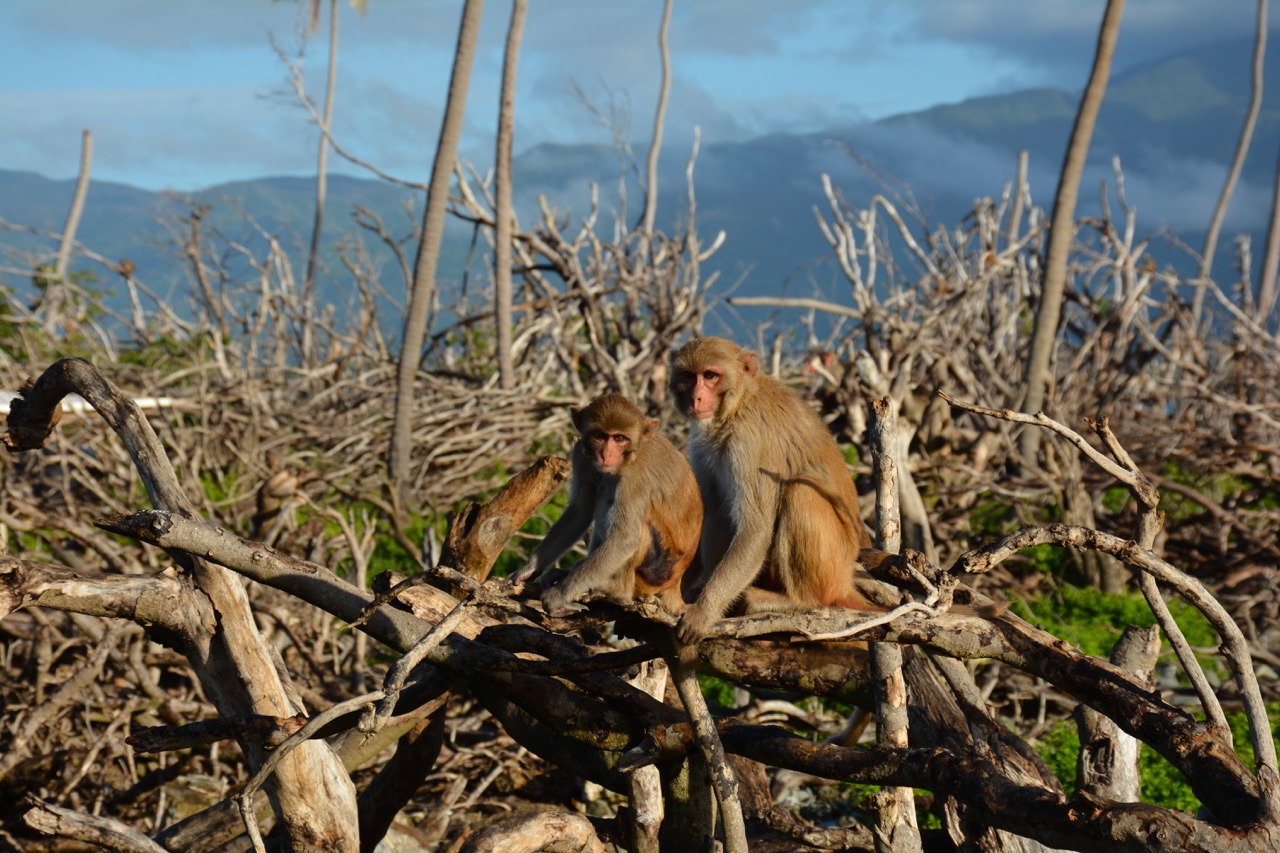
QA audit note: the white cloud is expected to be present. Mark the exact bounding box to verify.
[0,0,1271,192]
[904,0,1266,75]
[7,0,301,51]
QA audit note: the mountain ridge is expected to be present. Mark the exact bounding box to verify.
[2,34,1277,326]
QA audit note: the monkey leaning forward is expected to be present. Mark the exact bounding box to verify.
[512,393,747,849]
[511,393,702,617]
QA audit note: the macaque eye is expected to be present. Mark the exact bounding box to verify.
[611,434,631,447]
[702,369,720,382]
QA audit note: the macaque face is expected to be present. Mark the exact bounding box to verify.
[672,364,727,421]
[687,367,725,420]
[588,429,633,474]
[672,338,758,425]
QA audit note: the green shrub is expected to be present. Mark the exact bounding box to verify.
[1036,721,1079,793]
[1018,584,1215,660]
[1035,691,1280,812]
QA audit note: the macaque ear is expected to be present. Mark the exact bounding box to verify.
[642,418,658,440]
[570,406,585,432]
[740,350,760,376]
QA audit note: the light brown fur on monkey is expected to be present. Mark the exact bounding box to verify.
[670,336,876,643]
[512,393,702,617]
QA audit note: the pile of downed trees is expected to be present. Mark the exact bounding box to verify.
[1,358,1277,853]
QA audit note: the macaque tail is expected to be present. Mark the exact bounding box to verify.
[671,642,748,853]
[953,600,1011,620]
[975,600,1011,619]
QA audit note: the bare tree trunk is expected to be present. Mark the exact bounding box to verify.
[626,660,667,853]
[304,0,341,348]
[868,398,922,853]
[391,0,485,507]
[1019,0,1124,461]
[494,0,527,390]
[1077,625,1160,802]
[55,130,93,281]
[641,0,673,236]
[1194,0,1267,326]
[1007,148,1029,249]
[1259,141,1280,329]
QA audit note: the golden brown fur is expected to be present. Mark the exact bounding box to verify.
[669,337,875,642]
[512,394,702,616]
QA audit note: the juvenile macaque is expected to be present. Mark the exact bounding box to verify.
[512,394,701,616]
[515,393,747,846]
[670,336,877,643]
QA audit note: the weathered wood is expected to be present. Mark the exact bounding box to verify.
[868,396,923,853]
[457,810,607,853]
[99,502,1267,833]
[129,713,307,754]
[23,796,167,853]
[98,508,436,652]
[1077,625,1160,802]
[720,723,1280,853]
[0,557,213,643]
[6,358,359,851]
[442,454,571,581]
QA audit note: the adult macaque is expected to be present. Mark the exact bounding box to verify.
[512,393,701,617]
[670,336,876,643]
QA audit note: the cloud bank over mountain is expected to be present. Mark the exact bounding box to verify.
[0,0,1269,191]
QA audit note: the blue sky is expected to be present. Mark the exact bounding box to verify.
[0,0,1266,192]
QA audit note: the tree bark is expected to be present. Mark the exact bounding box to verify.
[1020,0,1124,461]
[1257,141,1280,329]
[458,811,607,853]
[442,454,571,581]
[1195,0,1267,325]
[24,797,168,853]
[391,0,486,508]
[1077,625,1159,802]
[54,129,92,281]
[303,0,341,357]
[493,0,526,390]
[868,398,922,852]
[640,0,673,236]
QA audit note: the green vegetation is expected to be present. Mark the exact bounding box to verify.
[370,513,439,579]
[696,673,737,710]
[839,442,861,468]
[1026,579,1273,813]
[1015,583,1216,660]
[1037,703,1280,812]
[967,493,1026,538]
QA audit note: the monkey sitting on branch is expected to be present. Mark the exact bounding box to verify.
[511,393,702,618]
[670,336,884,644]
[511,393,748,850]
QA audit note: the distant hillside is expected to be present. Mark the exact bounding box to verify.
[2,34,1277,332]
[883,36,1280,179]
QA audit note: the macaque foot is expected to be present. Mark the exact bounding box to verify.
[541,588,588,618]
[677,605,717,644]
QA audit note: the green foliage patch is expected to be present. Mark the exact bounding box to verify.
[1016,583,1216,660]
[1036,703,1280,813]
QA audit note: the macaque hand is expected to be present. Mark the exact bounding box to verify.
[541,586,587,618]
[509,560,540,585]
[677,605,717,645]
